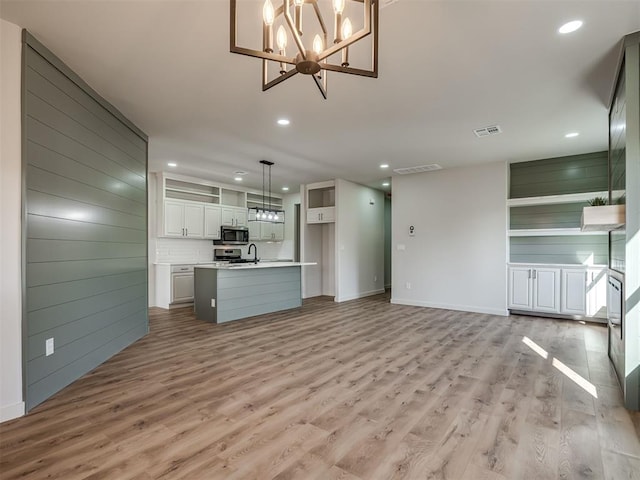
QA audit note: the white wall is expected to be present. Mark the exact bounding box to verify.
[0,19,25,421]
[335,179,385,302]
[391,161,508,316]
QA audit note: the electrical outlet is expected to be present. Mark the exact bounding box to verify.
[374,275,377,282]
[211,299,216,307]
[45,338,54,356]
[405,282,411,290]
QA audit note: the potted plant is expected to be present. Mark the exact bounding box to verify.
[581,196,625,231]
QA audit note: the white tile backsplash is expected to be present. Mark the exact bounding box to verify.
[153,238,294,264]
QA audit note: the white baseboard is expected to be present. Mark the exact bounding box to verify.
[390,298,509,317]
[0,401,25,423]
[335,288,386,303]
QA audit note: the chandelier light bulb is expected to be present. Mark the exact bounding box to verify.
[333,0,345,14]
[268,213,273,220]
[263,0,275,25]
[274,214,279,220]
[262,212,267,219]
[313,34,323,54]
[342,17,352,39]
[276,25,287,50]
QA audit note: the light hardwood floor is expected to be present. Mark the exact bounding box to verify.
[1,294,639,479]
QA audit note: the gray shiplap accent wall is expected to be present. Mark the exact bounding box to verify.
[510,202,588,230]
[510,151,608,199]
[509,236,608,265]
[23,32,148,410]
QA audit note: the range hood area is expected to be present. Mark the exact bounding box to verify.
[581,204,626,231]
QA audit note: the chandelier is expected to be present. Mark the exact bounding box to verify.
[248,160,285,223]
[230,0,379,99]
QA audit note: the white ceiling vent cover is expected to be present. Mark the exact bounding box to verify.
[393,164,442,175]
[474,125,502,137]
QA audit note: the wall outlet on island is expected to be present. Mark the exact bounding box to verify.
[211,299,216,308]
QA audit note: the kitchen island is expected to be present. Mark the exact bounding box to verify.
[194,262,314,323]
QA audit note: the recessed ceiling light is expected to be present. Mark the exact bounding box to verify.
[382,182,390,187]
[565,132,580,138]
[277,119,290,126]
[380,164,389,169]
[559,20,583,34]
[282,186,289,191]
[167,162,177,167]
[234,177,243,181]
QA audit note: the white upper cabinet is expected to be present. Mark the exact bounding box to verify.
[204,205,222,239]
[163,200,203,238]
[306,180,335,224]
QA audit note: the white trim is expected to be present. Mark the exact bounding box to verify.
[390,298,509,316]
[507,191,608,207]
[336,288,385,303]
[508,228,608,237]
[0,401,25,423]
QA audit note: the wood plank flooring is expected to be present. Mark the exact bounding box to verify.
[1,294,639,479]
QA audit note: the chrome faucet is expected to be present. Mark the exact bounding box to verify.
[248,243,258,264]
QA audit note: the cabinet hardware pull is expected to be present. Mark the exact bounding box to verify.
[533,269,537,279]
[528,269,531,279]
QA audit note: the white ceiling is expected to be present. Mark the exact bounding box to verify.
[1,0,639,193]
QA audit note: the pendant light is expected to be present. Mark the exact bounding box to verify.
[248,160,284,223]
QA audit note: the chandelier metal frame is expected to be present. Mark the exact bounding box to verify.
[230,0,379,99]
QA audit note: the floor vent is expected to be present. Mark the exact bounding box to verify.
[474,125,502,137]
[393,164,442,175]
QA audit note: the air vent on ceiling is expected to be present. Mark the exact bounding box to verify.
[474,125,502,137]
[393,164,442,175]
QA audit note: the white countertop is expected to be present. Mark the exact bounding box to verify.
[154,259,294,266]
[195,261,316,270]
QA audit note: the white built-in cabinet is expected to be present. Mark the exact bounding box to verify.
[204,205,222,239]
[221,206,247,227]
[306,181,335,224]
[157,173,283,240]
[509,266,560,313]
[163,200,204,238]
[561,268,587,315]
[508,264,606,319]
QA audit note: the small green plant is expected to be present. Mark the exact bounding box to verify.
[616,194,626,205]
[587,197,607,206]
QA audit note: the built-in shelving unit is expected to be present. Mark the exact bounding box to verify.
[157,172,284,239]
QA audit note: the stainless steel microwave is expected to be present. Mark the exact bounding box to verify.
[214,226,249,245]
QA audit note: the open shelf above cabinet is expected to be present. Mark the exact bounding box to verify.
[507,191,608,207]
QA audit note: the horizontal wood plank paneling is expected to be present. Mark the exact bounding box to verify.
[27,190,145,231]
[26,257,147,287]
[510,235,608,265]
[26,321,148,412]
[27,283,147,336]
[510,152,608,198]
[27,117,146,194]
[510,202,587,229]
[25,46,146,152]
[24,40,147,410]
[27,297,147,360]
[27,214,146,244]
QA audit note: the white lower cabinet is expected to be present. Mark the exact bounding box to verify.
[508,264,603,318]
[509,266,560,313]
[561,268,587,315]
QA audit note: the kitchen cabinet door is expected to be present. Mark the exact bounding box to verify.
[183,204,204,238]
[221,207,236,226]
[164,200,186,237]
[234,208,248,227]
[508,267,533,310]
[204,205,222,239]
[561,269,587,315]
[307,206,335,224]
[532,267,561,313]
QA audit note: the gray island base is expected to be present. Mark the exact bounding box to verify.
[194,263,311,323]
